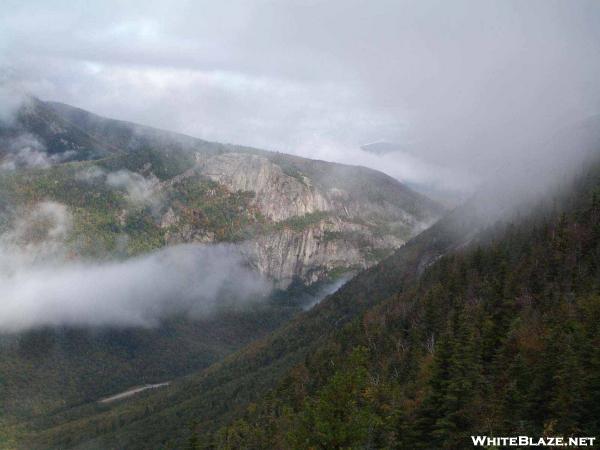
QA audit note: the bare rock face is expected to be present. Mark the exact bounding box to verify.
[198,153,330,221]
[99,153,441,288]
[243,217,404,288]
[187,152,439,288]
[111,152,441,289]
[244,221,359,288]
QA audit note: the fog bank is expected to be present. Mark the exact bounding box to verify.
[1,1,599,194]
[0,203,270,333]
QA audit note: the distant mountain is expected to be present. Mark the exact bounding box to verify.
[0,97,443,444]
[360,140,406,156]
[1,98,443,287]
[360,140,467,208]
[23,139,600,449]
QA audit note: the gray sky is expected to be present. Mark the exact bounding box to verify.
[2,0,600,194]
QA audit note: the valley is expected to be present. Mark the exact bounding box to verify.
[19,144,600,450]
[0,97,443,448]
[2,3,599,449]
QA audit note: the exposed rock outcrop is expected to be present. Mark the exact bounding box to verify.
[243,217,404,288]
[160,152,440,288]
[198,153,330,221]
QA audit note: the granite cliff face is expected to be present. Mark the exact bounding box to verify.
[243,217,404,288]
[197,152,330,221]
[174,151,436,287]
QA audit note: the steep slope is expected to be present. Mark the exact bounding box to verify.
[24,154,600,449]
[0,97,442,446]
[0,98,116,163]
[209,163,600,449]
[53,100,442,286]
[15,180,477,450]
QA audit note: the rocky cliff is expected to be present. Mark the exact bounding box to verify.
[197,152,330,221]
[191,151,423,285]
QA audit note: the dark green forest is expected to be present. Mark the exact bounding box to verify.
[206,166,600,449]
[0,97,442,449]
[3,97,599,450]
[21,160,600,449]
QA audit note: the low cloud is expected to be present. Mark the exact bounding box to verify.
[106,169,161,206]
[0,201,72,270]
[75,165,106,182]
[0,202,271,333]
[77,166,164,209]
[0,134,75,171]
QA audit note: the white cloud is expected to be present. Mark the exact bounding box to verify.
[105,169,161,207]
[0,201,72,275]
[76,166,164,208]
[0,0,599,194]
[0,134,75,171]
[75,165,106,182]
[0,202,271,333]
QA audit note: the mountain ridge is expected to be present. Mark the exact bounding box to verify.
[22,147,600,450]
[1,97,443,287]
[0,96,443,445]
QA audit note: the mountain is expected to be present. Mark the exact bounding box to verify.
[360,141,407,156]
[0,96,443,447]
[19,145,600,449]
[210,168,600,449]
[1,97,443,287]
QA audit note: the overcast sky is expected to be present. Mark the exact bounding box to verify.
[1,0,600,195]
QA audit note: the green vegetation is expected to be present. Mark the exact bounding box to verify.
[97,147,196,181]
[275,211,331,232]
[207,165,600,449]
[0,149,261,256]
[0,295,306,435]
[0,98,445,449]
[23,158,600,450]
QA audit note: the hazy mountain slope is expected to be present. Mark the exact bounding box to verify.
[25,154,600,449]
[208,160,600,449]
[46,100,219,155]
[47,100,441,223]
[0,97,443,448]
[47,100,442,286]
[2,98,443,287]
[0,98,116,162]
[18,182,476,450]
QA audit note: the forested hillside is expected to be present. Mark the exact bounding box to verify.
[3,1,599,449]
[211,161,600,449]
[0,97,442,449]
[2,98,442,283]
[24,155,600,449]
